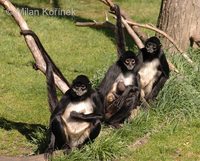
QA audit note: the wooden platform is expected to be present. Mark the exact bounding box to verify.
[0,154,46,161]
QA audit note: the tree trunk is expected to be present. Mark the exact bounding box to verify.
[157,0,200,51]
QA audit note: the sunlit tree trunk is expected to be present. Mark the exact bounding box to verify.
[157,0,200,51]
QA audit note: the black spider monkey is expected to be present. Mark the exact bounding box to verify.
[45,74,103,157]
[98,5,141,128]
[21,30,103,157]
[138,36,170,101]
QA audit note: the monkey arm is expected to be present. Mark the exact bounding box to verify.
[70,111,103,122]
[112,4,126,56]
[135,51,143,72]
[106,85,140,126]
[91,91,104,116]
[145,75,168,100]
[145,52,169,100]
[135,74,141,90]
[70,91,104,121]
[159,50,170,78]
[98,64,121,97]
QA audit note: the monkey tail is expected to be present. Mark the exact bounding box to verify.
[113,4,126,56]
[20,30,70,87]
[45,50,59,113]
[20,30,60,113]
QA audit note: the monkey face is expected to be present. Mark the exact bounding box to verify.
[71,75,91,97]
[146,42,158,54]
[72,83,87,96]
[124,58,135,70]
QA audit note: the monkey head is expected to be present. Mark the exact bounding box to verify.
[119,51,138,71]
[71,75,91,97]
[145,36,161,54]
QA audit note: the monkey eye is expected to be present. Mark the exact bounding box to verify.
[125,59,130,64]
[131,59,135,64]
[152,44,157,49]
[81,85,86,90]
[146,43,150,48]
[74,86,79,90]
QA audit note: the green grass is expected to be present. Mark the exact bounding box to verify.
[0,0,200,160]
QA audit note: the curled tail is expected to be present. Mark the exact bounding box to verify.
[21,30,60,113]
[20,30,70,87]
[113,4,126,56]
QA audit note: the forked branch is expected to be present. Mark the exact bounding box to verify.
[99,0,148,42]
[0,0,69,93]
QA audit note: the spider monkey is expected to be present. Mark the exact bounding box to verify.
[21,30,103,158]
[45,74,103,158]
[98,5,141,128]
[138,36,170,101]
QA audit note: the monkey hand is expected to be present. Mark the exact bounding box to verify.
[107,93,116,103]
[71,111,103,121]
[70,111,84,119]
[116,81,126,94]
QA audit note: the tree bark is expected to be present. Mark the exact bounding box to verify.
[157,0,200,51]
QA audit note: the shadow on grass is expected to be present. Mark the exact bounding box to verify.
[0,117,48,154]
[12,3,135,49]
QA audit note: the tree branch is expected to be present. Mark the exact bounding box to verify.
[76,19,178,73]
[126,21,193,64]
[76,21,115,29]
[121,17,144,49]
[0,0,69,93]
[99,0,148,42]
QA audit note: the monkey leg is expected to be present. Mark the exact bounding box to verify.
[51,116,69,150]
[105,96,123,120]
[107,104,131,127]
[79,120,101,147]
[107,86,140,127]
[44,132,55,161]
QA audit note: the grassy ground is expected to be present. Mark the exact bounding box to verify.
[0,0,200,160]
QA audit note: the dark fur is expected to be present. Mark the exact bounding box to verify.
[138,36,170,100]
[98,5,141,127]
[112,4,126,56]
[21,30,103,157]
[98,53,141,127]
[46,75,103,155]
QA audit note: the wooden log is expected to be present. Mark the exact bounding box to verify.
[0,154,46,161]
